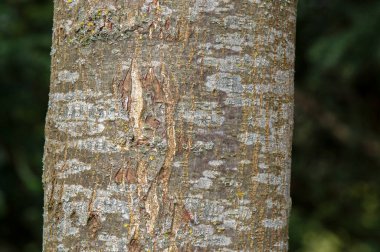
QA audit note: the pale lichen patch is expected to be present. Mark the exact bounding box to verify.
[215,33,254,50]
[57,70,79,84]
[55,121,105,137]
[190,0,219,19]
[200,54,253,72]
[238,131,289,152]
[253,55,271,68]
[239,159,251,165]
[224,206,253,220]
[244,82,293,95]
[202,170,220,178]
[205,235,232,247]
[252,173,283,185]
[70,137,121,153]
[193,177,213,189]
[55,159,91,178]
[192,224,215,237]
[193,235,232,248]
[266,199,274,209]
[221,219,237,229]
[61,184,92,202]
[199,32,254,52]
[98,234,128,251]
[258,162,269,169]
[262,218,286,229]
[49,90,104,102]
[191,140,214,153]
[205,73,243,94]
[56,244,68,252]
[208,160,225,167]
[180,105,225,127]
[52,98,128,123]
[93,197,129,215]
[224,96,256,107]
[274,70,293,87]
[237,132,259,145]
[274,241,288,249]
[191,223,232,247]
[223,15,256,30]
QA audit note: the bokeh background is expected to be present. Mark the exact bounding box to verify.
[0,0,379,251]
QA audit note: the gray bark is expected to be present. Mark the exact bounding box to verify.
[43,0,297,251]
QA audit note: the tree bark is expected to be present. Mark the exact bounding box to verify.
[43,0,297,251]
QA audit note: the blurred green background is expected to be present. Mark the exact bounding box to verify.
[0,0,379,251]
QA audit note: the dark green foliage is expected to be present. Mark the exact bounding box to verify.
[0,0,52,251]
[290,0,380,251]
[0,0,379,251]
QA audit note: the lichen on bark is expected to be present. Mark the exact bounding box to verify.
[43,0,297,251]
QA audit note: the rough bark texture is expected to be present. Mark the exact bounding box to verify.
[43,0,297,251]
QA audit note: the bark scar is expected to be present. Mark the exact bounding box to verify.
[119,59,144,138]
[142,71,177,205]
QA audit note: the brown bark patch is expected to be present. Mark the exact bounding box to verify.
[145,116,161,129]
[182,208,193,223]
[119,62,132,113]
[142,67,164,103]
[86,211,101,238]
[114,167,137,184]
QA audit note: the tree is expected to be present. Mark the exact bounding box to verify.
[42,0,297,250]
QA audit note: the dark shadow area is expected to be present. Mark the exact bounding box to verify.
[290,0,380,251]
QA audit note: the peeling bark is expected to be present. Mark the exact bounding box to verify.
[43,0,297,251]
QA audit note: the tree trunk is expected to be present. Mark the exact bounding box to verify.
[43,0,297,251]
